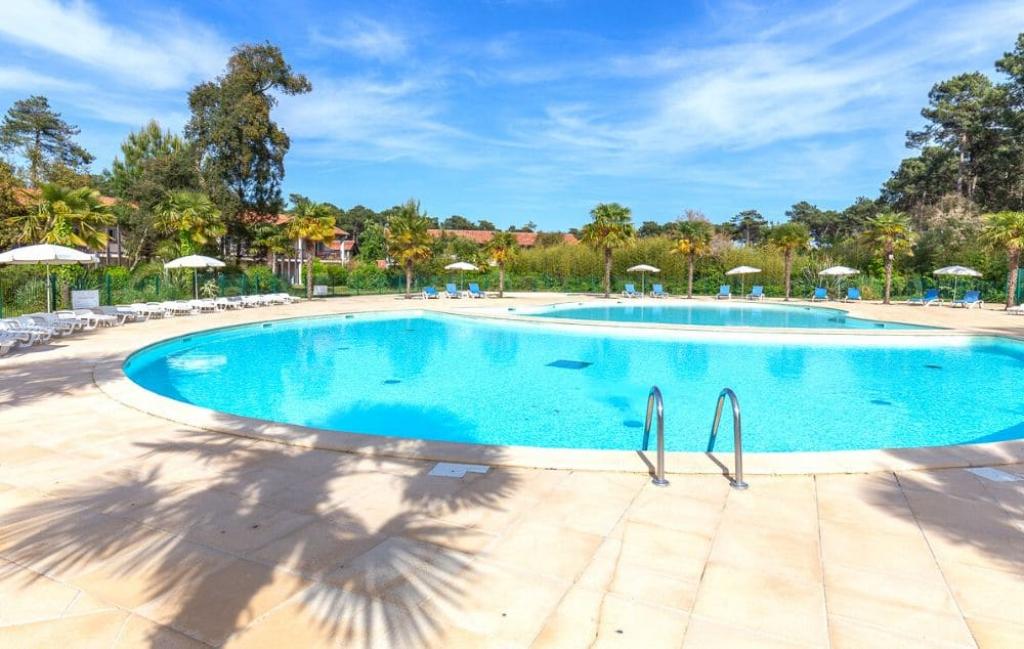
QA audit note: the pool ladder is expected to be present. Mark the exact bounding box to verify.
[643,386,669,487]
[642,385,748,490]
[708,388,749,490]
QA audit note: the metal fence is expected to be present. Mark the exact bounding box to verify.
[0,268,297,317]
[1,265,1017,317]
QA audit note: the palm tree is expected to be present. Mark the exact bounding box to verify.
[250,219,290,270]
[154,190,225,256]
[669,220,712,298]
[580,202,635,297]
[284,198,337,299]
[861,211,915,304]
[15,184,114,249]
[982,211,1024,309]
[386,199,433,299]
[485,231,518,297]
[768,222,811,300]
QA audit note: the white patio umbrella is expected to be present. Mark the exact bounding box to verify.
[444,261,478,290]
[818,265,861,292]
[725,265,761,295]
[0,244,98,312]
[933,265,982,302]
[818,265,860,277]
[627,264,660,297]
[164,254,226,299]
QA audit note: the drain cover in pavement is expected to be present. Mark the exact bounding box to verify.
[428,463,491,478]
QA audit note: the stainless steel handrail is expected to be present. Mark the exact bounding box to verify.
[707,388,749,490]
[642,386,669,487]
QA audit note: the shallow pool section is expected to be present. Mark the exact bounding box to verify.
[125,312,1024,452]
[525,301,930,330]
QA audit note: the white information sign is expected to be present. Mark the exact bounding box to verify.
[71,289,100,309]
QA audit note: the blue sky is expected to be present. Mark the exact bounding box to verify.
[1,1,1023,229]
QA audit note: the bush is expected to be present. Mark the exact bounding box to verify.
[349,262,389,293]
[13,278,47,314]
[312,259,348,286]
[245,265,276,292]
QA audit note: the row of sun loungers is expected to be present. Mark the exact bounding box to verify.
[422,283,487,299]
[0,294,298,356]
[905,289,983,308]
[114,294,297,320]
[622,284,669,298]
[619,282,989,308]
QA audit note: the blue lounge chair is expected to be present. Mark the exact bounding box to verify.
[844,287,861,302]
[716,285,731,300]
[651,283,668,298]
[907,288,940,306]
[422,286,439,299]
[747,285,764,301]
[445,283,461,298]
[953,290,983,309]
[622,283,639,298]
[468,283,485,298]
[811,287,828,301]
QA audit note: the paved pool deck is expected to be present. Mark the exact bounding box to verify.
[1,293,1022,647]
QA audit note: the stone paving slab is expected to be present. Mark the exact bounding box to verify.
[0,294,1022,647]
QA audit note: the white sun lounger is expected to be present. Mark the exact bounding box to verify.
[73,308,120,327]
[115,305,149,321]
[26,314,76,336]
[28,312,79,334]
[56,310,98,331]
[188,299,217,313]
[13,316,61,339]
[0,333,18,355]
[0,319,48,345]
[88,307,128,325]
[133,303,166,318]
[161,301,197,316]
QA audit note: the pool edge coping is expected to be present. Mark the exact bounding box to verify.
[93,311,1024,475]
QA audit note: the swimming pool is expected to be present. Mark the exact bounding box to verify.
[521,301,930,330]
[125,311,1024,453]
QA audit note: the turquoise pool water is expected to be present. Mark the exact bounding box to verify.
[526,301,930,330]
[125,312,1024,452]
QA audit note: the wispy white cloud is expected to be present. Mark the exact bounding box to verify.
[276,74,475,166]
[0,66,88,93]
[311,17,410,62]
[0,0,227,89]
[499,0,1024,187]
[1,0,1021,223]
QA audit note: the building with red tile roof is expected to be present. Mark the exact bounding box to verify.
[427,229,578,247]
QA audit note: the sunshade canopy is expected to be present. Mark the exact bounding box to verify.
[818,265,860,277]
[725,266,761,275]
[0,244,98,265]
[933,265,982,277]
[444,261,478,271]
[627,264,660,273]
[164,254,226,269]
